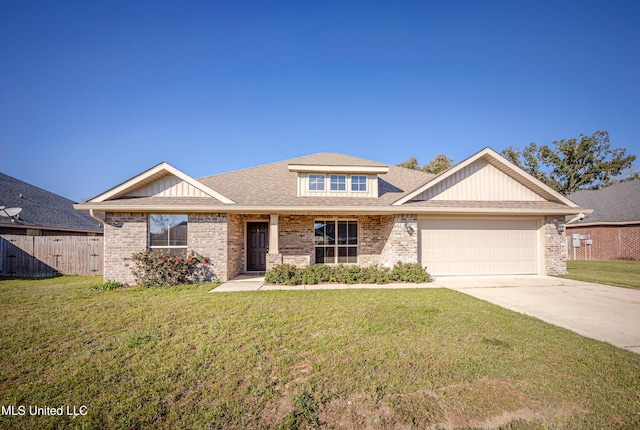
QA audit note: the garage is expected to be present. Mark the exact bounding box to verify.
[419,218,540,276]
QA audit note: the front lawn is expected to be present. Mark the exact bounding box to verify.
[1,276,639,429]
[565,259,640,289]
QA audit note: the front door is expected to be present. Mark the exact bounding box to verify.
[247,222,268,271]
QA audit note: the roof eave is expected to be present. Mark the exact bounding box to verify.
[73,203,587,216]
[566,220,640,227]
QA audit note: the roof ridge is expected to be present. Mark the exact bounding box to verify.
[198,152,390,180]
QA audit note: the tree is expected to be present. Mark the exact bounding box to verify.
[397,155,420,171]
[423,154,455,174]
[501,131,637,195]
[397,154,454,174]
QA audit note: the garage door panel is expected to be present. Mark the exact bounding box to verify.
[419,219,538,276]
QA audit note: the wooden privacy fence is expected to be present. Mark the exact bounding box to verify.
[0,235,103,277]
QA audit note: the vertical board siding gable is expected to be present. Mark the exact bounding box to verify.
[126,175,210,198]
[415,161,546,201]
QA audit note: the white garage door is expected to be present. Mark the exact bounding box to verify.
[419,219,539,276]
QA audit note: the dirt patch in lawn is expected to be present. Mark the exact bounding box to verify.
[314,378,576,429]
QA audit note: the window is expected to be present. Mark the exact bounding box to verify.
[351,175,367,192]
[314,220,357,264]
[149,214,188,255]
[330,175,346,191]
[309,174,325,191]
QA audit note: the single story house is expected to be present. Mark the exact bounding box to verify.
[75,148,588,284]
[566,179,640,260]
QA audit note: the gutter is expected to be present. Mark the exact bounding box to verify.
[89,209,106,225]
[566,213,585,225]
[566,220,640,228]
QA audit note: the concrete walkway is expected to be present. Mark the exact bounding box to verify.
[211,275,439,292]
[213,274,640,354]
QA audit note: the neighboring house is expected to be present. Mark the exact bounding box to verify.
[566,179,640,260]
[0,172,103,236]
[75,148,587,284]
[0,172,103,277]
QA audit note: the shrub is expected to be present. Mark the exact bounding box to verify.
[390,261,431,283]
[264,262,430,286]
[126,250,215,287]
[264,263,300,286]
[90,280,124,291]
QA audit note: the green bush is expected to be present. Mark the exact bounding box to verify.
[390,261,431,283]
[264,263,300,285]
[126,250,215,287]
[264,262,430,286]
[90,280,125,291]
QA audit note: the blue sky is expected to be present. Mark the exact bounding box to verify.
[1,0,639,202]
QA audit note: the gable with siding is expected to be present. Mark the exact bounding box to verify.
[125,173,213,198]
[413,160,546,201]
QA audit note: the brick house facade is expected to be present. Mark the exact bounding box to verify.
[77,149,587,285]
[566,225,640,261]
[567,180,640,261]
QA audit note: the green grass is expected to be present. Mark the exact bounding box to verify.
[565,260,640,289]
[1,276,639,429]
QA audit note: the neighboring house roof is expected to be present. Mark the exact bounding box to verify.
[75,150,587,216]
[567,179,640,226]
[0,172,103,233]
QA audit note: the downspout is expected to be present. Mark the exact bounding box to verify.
[566,213,585,225]
[89,209,106,225]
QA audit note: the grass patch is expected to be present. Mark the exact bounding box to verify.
[0,276,639,429]
[564,260,640,289]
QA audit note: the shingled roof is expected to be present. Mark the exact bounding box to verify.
[75,151,587,216]
[197,152,434,207]
[567,179,640,225]
[0,172,103,233]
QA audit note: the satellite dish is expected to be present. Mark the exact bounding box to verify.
[0,207,22,217]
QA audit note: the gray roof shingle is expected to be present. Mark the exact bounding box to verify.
[0,172,103,232]
[567,179,640,224]
[197,152,434,206]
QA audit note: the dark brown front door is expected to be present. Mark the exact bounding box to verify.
[247,222,268,271]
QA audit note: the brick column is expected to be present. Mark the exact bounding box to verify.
[544,216,567,275]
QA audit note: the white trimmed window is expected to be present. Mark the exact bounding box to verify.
[149,214,188,255]
[309,174,325,191]
[351,175,367,192]
[330,175,346,191]
[314,220,358,264]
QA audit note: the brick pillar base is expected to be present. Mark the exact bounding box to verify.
[266,253,283,271]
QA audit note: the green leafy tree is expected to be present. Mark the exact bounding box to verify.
[423,154,454,174]
[397,154,454,174]
[397,155,421,170]
[501,131,637,194]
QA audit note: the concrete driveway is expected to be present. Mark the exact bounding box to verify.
[432,275,640,354]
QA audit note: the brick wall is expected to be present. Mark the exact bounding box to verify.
[104,212,233,285]
[379,215,418,267]
[279,215,314,266]
[272,214,418,268]
[566,224,640,260]
[104,212,147,284]
[188,213,229,281]
[544,216,567,275]
[226,214,243,279]
[358,215,387,266]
